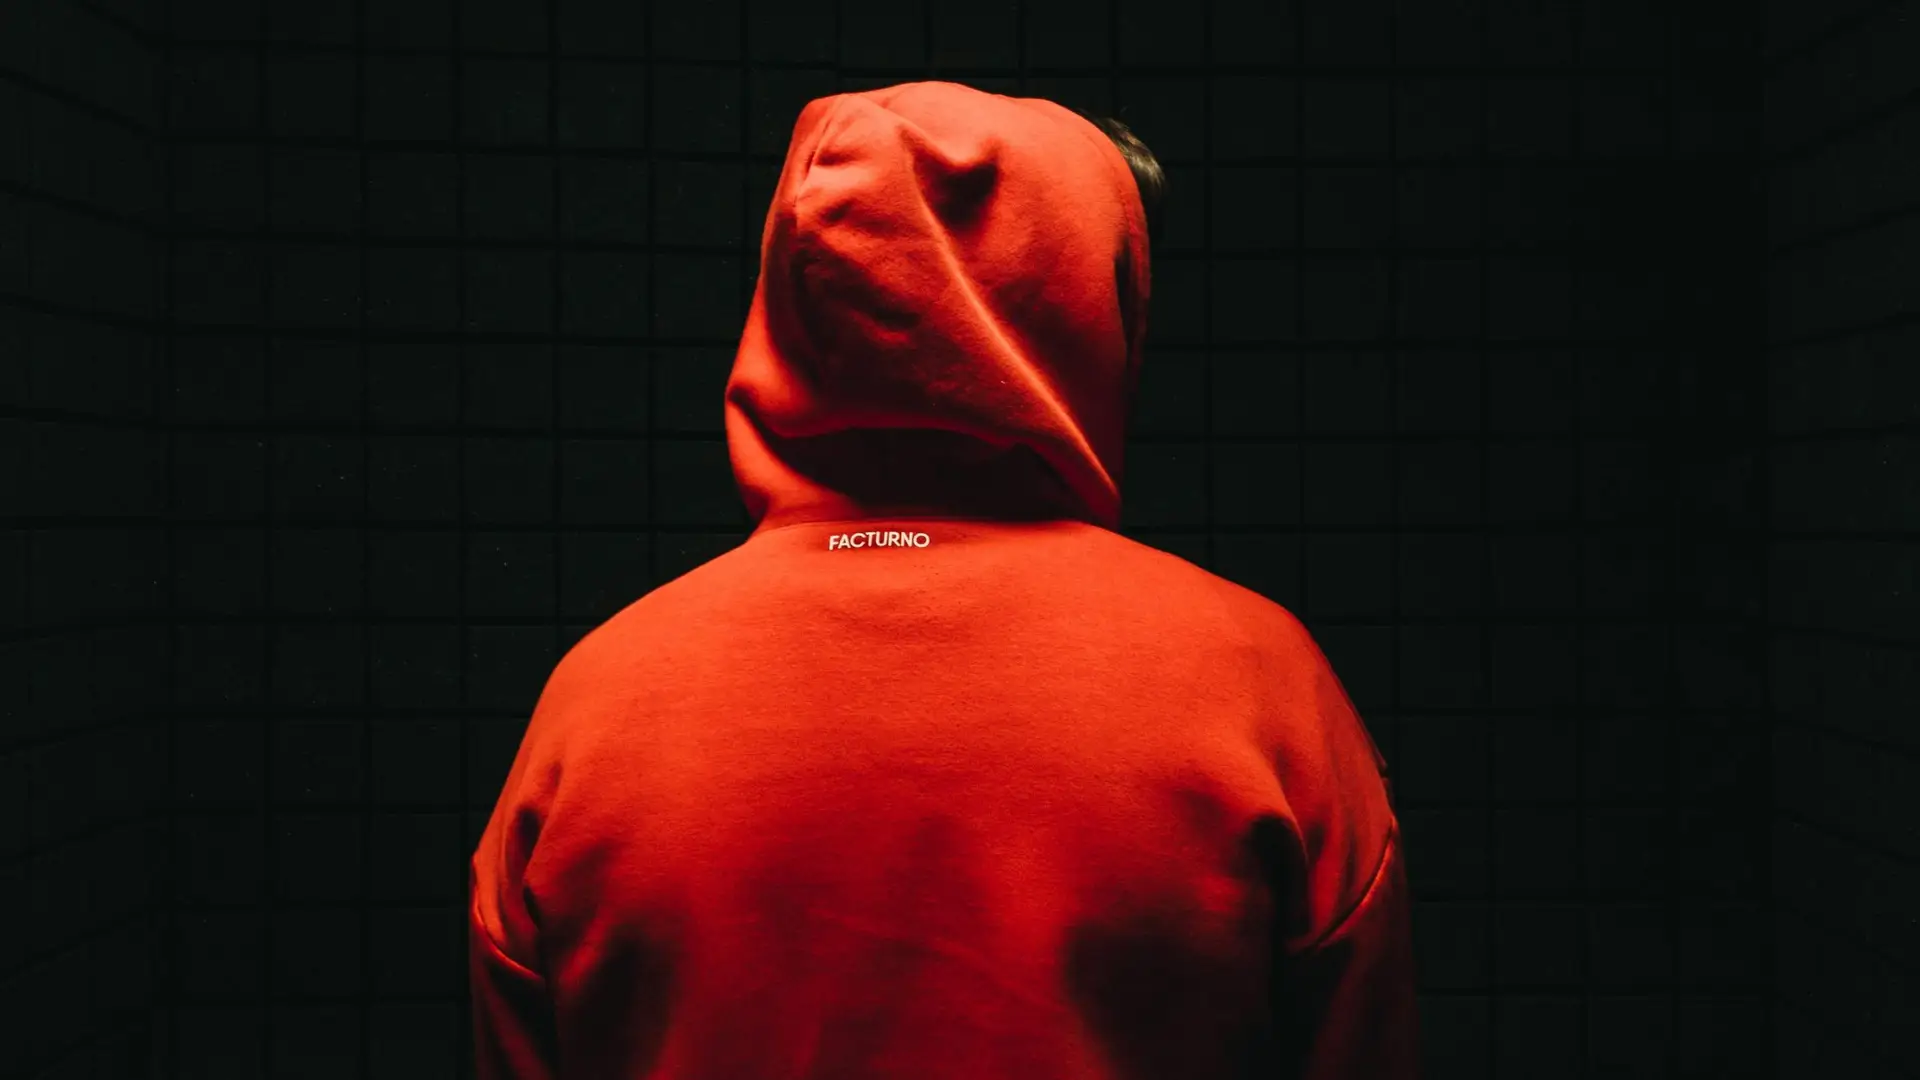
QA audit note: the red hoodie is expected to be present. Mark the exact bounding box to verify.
[469,80,1419,1080]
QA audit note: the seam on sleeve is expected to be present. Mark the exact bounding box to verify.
[1294,824,1400,956]
[471,893,545,982]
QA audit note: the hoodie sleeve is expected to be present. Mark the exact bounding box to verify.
[1271,825,1421,1080]
[468,675,568,1080]
[1261,610,1421,1079]
[468,879,559,1080]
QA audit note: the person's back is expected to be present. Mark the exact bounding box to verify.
[470,80,1419,1080]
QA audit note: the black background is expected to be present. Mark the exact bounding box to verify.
[2,0,1911,1077]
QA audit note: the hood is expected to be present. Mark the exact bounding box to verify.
[725,80,1152,535]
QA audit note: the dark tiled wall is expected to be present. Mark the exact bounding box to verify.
[161,4,742,1075]
[1764,1,1920,1074]
[0,2,169,1079]
[148,1,1773,1078]
[1122,2,1768,1076]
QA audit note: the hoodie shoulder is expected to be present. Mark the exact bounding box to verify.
[1090,526,1389,767]
[1083,527,1323,650]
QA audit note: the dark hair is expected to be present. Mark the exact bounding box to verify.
[1082,114,1166,248]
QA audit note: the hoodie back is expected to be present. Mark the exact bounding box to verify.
[469,81,1419,1080]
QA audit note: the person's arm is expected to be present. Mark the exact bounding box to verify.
[469,870,560,1080]
[468,692,566,1080]
[1272,824,1421,1079]
[1261,609,1421,1078]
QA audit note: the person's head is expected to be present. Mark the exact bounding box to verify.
[729,83,1161,530]
[1078,113,1167,253]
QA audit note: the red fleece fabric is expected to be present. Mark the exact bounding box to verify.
[470,80,1419,1079]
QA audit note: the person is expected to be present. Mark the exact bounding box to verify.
[469,79,1419,1079]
